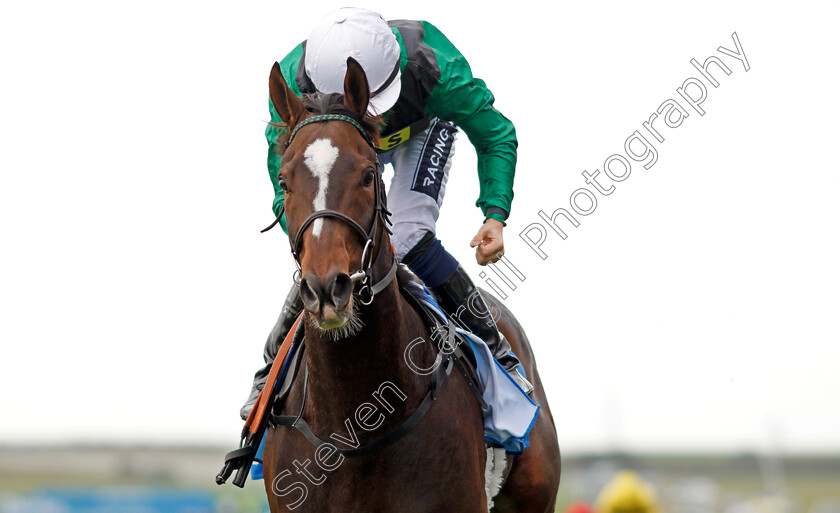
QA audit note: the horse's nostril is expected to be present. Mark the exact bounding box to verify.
[331,273,353,309]
[299,277,321,312]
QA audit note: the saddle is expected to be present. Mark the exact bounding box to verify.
[216,273,485,487]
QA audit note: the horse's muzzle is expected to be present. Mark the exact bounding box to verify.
[300,271,354,328]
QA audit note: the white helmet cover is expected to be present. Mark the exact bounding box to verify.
[304,8,402,116]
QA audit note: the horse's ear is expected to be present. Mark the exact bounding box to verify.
[343,57,370,118]
[269,62,304,127]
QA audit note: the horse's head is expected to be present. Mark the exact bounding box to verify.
[269,58,390,338]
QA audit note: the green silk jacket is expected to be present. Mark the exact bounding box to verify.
[266,20,517,233]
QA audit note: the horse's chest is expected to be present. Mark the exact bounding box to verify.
[263,338,487,512]
[263,390,486,512]
[265,426,485,512]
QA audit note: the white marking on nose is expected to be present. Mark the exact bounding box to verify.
[303,138,339,238]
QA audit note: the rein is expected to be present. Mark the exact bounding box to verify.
[261,113,395,305]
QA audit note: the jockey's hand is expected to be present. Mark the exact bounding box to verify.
[470,219,505,266]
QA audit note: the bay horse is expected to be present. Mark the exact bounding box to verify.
[262,57,561,512]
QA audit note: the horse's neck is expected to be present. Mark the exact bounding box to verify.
[302,258,431,425]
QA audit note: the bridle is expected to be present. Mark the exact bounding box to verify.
[261,113,397,306]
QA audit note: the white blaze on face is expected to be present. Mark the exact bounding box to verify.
[303,138,340,238]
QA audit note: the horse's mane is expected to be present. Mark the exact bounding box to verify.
[274,93,382,148]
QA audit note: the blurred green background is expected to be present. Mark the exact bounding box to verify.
[2,445,838,513]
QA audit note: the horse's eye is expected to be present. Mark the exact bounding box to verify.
[363,169,375,187]
[278,176,289,193]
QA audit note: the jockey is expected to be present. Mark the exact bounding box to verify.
[241,7,532,419]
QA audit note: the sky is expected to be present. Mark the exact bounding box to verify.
[1,0,838,454]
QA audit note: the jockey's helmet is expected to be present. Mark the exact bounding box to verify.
[304,8,402,116]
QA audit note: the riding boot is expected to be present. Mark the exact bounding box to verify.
[431,265,534,395]
[239,283,303,420]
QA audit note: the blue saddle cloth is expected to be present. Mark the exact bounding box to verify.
[404,281,539,454]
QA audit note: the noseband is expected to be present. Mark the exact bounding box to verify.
[261,113,397,305]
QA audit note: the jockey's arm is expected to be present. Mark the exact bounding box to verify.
[420,22,517,264]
